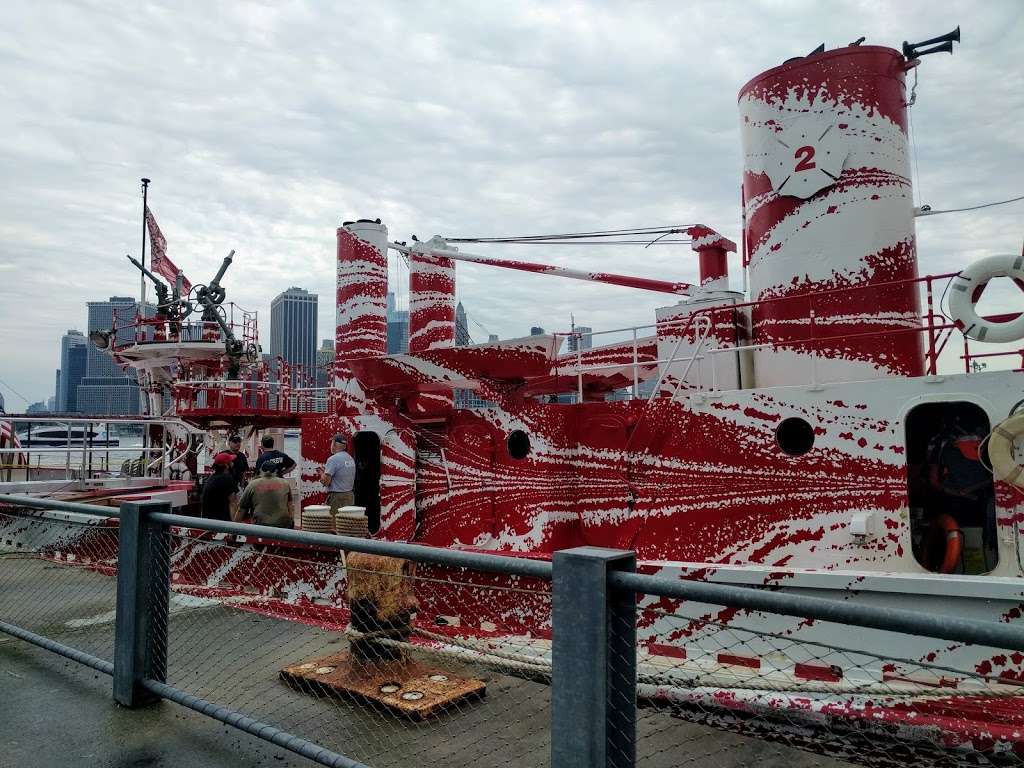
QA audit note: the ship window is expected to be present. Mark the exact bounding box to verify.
[776,417,814,456]
[905,402,997,574]
[507,430,530,460]
[353,431,381,534]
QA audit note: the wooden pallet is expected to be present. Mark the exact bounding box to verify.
[280,651,486,719]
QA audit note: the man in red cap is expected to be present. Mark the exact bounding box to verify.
[201,451,239,521]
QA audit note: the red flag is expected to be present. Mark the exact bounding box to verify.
[145,207,192,292]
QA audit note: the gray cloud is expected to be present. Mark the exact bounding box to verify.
[1,0,1021,405]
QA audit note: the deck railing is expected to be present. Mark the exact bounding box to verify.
[553,269,1024,399]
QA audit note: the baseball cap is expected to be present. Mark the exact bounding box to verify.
[213,451,236,467]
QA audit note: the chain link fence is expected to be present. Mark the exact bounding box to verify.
[0,507,119,666]
[2,497,1023,768]
[624,597,1024,768]
[154,529,553,767]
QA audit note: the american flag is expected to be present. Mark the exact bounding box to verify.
[145,206,192,292]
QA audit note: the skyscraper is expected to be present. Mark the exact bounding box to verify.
[530,326,545,336]
[271,287,317,385]
[76,297,146,415]
[567,326,593,353]
[455,302,471,347]
[85,298,138,378]
[57,329,86,412]
[315,339,335,387]
[386,292,409,354]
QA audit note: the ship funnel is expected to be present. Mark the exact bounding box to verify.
[336,219,388,375]
[740,44,925,386]
[903,26,959,59]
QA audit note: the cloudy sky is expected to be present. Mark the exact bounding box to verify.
[1,0,1021,408]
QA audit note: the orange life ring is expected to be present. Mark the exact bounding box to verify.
[924,513,963,574]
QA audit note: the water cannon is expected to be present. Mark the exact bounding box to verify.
[193,249,234,307]
[187,249,249,379]
[903,26,960,60]
[126,253,170,310]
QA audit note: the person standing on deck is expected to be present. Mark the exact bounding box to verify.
[225,434,249,487]
[236,467,294,527]
[254,434,296,477]
[201,452,239,521]
[320,434,355,514]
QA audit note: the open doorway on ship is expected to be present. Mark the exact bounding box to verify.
[353,431,381,534]
[905,401,997,574]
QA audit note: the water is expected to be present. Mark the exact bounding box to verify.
[17,435,150,470]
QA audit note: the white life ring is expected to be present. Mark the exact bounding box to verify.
[989,412,1024,487]
[948,254,1024,343]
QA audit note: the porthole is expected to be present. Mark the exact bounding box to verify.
[775,417,814,456]
[507,430,531,460]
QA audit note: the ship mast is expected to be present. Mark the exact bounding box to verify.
[140,177,150,309]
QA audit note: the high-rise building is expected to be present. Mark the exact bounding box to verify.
[270,287,317,385]
[315,339,335,387]
[530,326,545,336]
[76,297,146,415]
[26,401,48,413]
[46,396,56,412]
[386,292,409,354]
[488,334,498,343]
[455,302,471,347]
[57,329,87,412]
[567,326,593,353]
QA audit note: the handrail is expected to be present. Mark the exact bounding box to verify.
[609,570,1024,652]
[0,493,123,518]
[0,493,554,579]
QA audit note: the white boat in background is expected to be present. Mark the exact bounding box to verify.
[15,423,119,447]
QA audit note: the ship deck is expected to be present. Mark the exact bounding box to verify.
[0,559,855,768]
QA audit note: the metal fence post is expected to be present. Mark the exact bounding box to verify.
[114,500,171,707]
[552,546,637,768]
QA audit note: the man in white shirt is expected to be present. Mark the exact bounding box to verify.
[320,434,356,514]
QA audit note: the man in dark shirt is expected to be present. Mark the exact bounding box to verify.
[254,435,296,477]
[201,452,238,521]
[226,434,249,486]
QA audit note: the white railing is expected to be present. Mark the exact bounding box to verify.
[0,417,202,483]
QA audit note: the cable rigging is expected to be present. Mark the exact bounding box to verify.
[445,224,695,246]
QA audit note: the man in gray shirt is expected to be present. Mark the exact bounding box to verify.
[320,434,356,514]
[237,468,294,528]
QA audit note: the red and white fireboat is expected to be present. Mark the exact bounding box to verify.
[5,29,1024,766]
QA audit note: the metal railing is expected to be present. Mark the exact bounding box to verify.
[0,416,202,483]
[112,302,259,348]
[551,269,1024,400]
[172,380,335,416]
[3,493,1024,767]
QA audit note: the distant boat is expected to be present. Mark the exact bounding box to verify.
[15,423,119,447]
